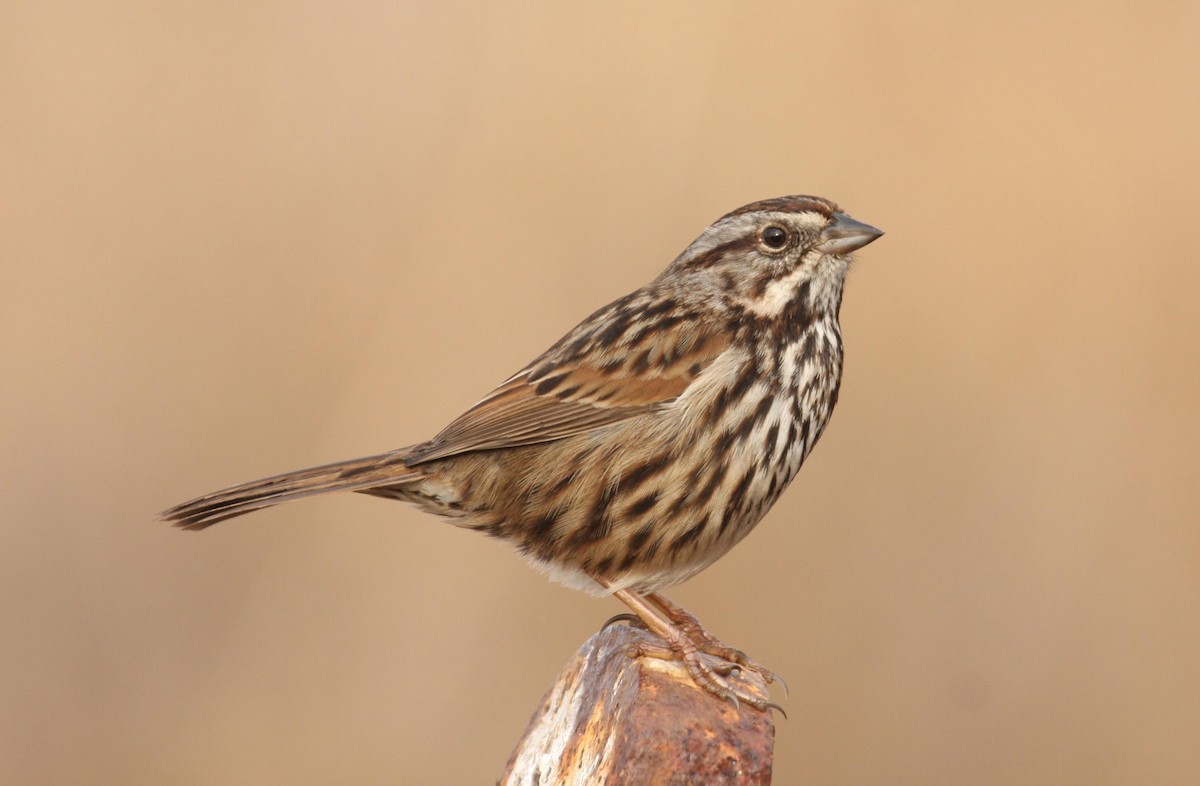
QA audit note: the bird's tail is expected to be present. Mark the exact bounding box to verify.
[160,449,421,530]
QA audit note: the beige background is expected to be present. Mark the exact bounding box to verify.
[3,1,1199,784]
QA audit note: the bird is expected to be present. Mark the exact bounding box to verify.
[161,195,883,710]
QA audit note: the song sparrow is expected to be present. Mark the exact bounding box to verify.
[162,195,883,710]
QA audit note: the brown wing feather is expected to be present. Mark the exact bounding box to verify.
[407,318,729,464]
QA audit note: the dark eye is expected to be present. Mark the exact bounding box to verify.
[760,225,788,250]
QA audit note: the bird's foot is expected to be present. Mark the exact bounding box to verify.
[604,585,786,715]
[627,636,785,716]
[647,592,786,694]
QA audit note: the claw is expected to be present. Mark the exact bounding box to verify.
[601,613,643,631]
[763,701,788,719]
[772,672,789,698]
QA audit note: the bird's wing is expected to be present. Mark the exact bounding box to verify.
[406,315,729,464]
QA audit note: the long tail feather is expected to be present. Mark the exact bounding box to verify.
[160,450,420,530]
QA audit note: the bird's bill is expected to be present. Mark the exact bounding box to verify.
[816,212,884,255]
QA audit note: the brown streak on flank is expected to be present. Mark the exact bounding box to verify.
[627,491,659,518]
[529,513,558,544]
[665,491,691,519]
[727,465,757,513]
[799,324,819,359]
[693,459,728,507]
[750,393,774,427]
[798,418,812,453]
[764,423,779,457]
[716,507,738,539]
[620,453,672,494]
[572,482,619,546]
[548,468,580,497]
[668,516,709,556]
[711,428,739,457]
[627,524,655,554]
[711,361,757,424]
[765,472,779,500]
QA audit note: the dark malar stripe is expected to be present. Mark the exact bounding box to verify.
[774,281,816,346]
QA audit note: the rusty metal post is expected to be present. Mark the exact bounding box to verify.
[500,625,775,785]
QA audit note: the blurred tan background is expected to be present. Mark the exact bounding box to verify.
[3,1,1198,783]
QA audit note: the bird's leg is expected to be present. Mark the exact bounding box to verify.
[647,592,783,690]
[606,586,775,712]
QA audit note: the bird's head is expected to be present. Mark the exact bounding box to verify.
[666,195,883,321]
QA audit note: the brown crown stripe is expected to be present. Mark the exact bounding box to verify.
[719,194,838,221]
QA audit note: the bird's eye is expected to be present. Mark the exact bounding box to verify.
[760,225,789,250]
